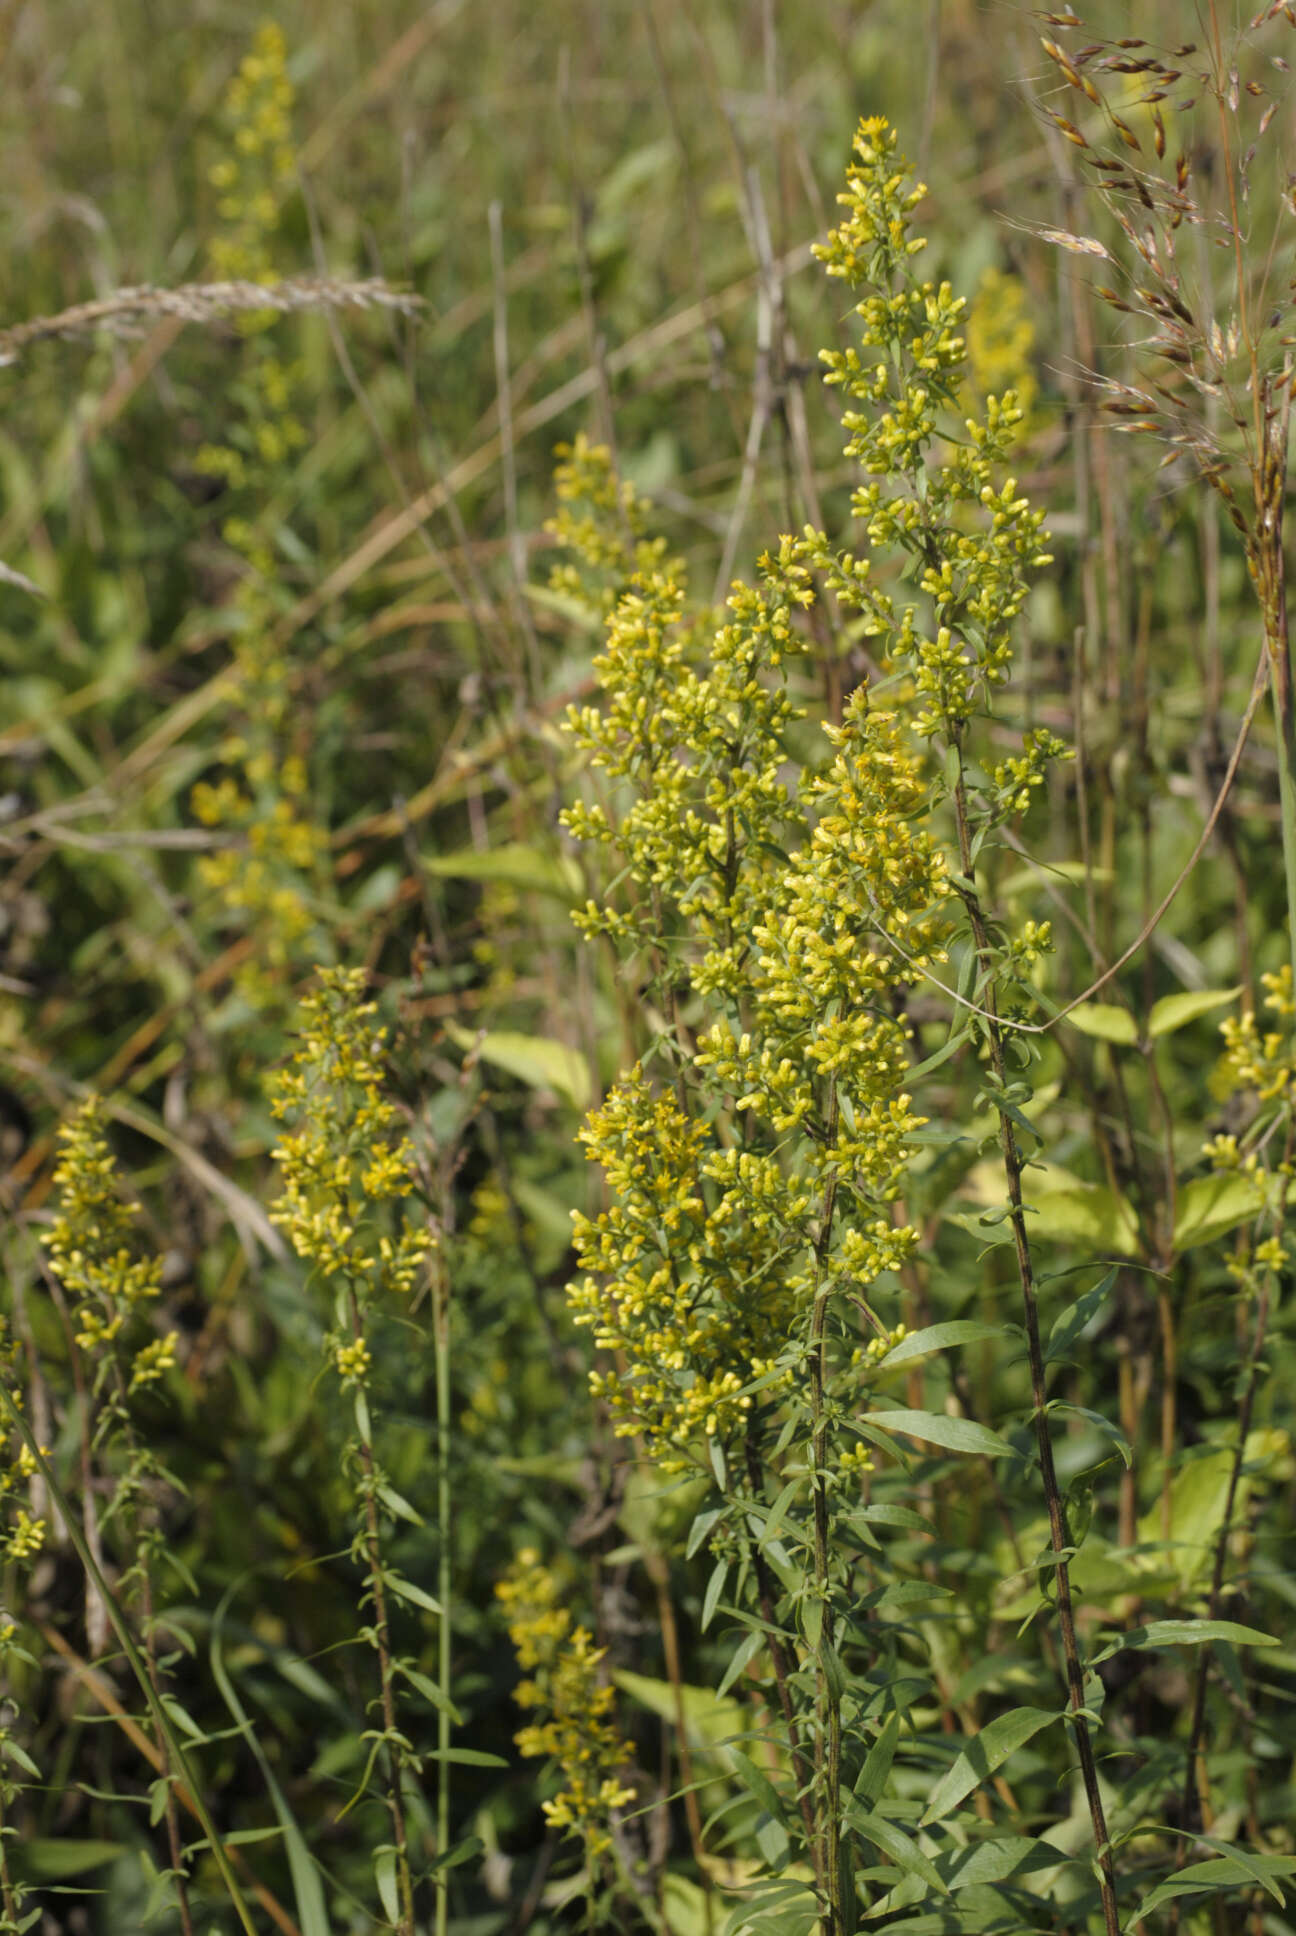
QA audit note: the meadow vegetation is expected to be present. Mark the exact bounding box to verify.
[2,4,1296,1933]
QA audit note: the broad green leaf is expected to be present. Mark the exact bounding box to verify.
[1067,1002,1137,1045]
[943,1835,1069,1890]
[1134,1852,1296,1921]
[1172,1171,1266,1253]
[662,1873,712,1936]
[853,1710,901,1807]
[844,1802,948,1894]
[397,1664,463,1722]
[1136,1445,1240,1593]
[1095,1618,1278,1664]
[374,1846,400,1924]
[729,1748,786,1822]
[961,1162,1139,1253]
[880,1320,1015,1365]
[612,1669,748,1753]
[920,1707,1058,1824]
[1031,1180,1139,1253]
[1148,986,1241,1037]
[421,841,582,902]
[444,1024,591,1110]
[383,1573,443,1616]
[377,1482,425,1527]
[863,1410,1015,1459]
[12,1840,123,1881]
[1045,1270,1116,1364]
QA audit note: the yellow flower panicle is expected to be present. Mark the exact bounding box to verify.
[1214,966,1296,1106]
[190,24,322,1000]
[560,120,1065,1485]
[268,968,434,1377]
[46,1099,178,1402]
[547,433,682,617]
[811,118,1055,746]
[496,1550,635,1859]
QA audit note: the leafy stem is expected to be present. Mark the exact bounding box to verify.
[949,746,1121,1936]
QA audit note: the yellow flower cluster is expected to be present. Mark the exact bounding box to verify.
[811,118,1054,745]
[1214,967,1296,1105]
[0,1335,48,1565]
[964,266,1040,439]
[570,1073,800,1465]
[559,122,1071,1505]
[191,24,319,1002]
[205,24,297,296]
[46,1099,177,1399]
[268,969,434,1378]
[496,1549,635,1859]
[547,433,681,617]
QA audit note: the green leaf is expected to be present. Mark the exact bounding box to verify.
[444,1023,592,1111]
[1172,1171,1266,1253]
[1148,987,1241,1037]
[398,1664,464,1722]
[421,842,581,902]
[848,1502,936,1535]
[907,1026,970,1080]
[880,1320,1015,1365]
[1094,1618,1278,1664]
[1,1739,40,1780]
[729,1748,785,1823]
[844,1802,948,1894]
[853,1710,900,1807]
[210,1595,331,1936]
[1045,1270,1116,1365]
[717,1628,766,1699]
[159,1694,209,1743]
[613,1669,748,1753]
[12,1840,123,1882]
[424,1746,508,1766]
[426,1834,485,1875]
[1134,1853,1296,1921]
[1047,1402,1132,1468]
[374,1846,400,1924]
[1068,1002,1138,1045]
[702,1557,728,1632]
[376,1483,425,1527]
[863,1410,1015,1459]
[920,1707,1058,1824]
[943,1834,1068,1891]
[383,1573,443,1616]
[1034,1181,1139,1252]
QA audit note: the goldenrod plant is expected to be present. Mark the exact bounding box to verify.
[269,967,438,1936]
[556,113,1296,1936]
[496,1552,635,1882]
[190,24,330,1007]
[45,1103,194,1930]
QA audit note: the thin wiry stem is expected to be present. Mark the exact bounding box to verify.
[951,748,1121,1936]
